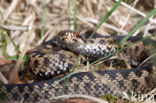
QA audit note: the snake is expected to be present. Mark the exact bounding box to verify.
[0,30,156,103]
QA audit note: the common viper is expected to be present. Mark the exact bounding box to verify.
[0,30,156,103]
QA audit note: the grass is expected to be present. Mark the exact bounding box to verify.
[1,28,8,58]
[0,28,28,61]
[0,28,21,60]
[89,0,122,39]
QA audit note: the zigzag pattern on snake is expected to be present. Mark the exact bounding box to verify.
[0,30,156,103]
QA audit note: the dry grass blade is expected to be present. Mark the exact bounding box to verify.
[3,0,19,21]
[77,17,128,34]
[9,24,35,83]
[0,23,28,31]
[115,0,156,23]
[0,72,8,84]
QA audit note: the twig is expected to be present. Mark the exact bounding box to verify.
[54,94,109,103]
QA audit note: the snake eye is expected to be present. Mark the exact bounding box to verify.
[108,38,116,44]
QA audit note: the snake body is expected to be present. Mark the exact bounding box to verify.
[1,66,155,103]
[0,30,156,102]
[27,46,77,79]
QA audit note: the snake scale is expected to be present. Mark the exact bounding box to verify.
[0,30,156,103]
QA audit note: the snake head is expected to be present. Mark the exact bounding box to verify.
[57,30,84,44]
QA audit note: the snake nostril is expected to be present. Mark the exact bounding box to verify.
[135,46,139,51]
[34,60,39,68]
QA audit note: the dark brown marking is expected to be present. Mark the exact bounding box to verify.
[99,39,105,44]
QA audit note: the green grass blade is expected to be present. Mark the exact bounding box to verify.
[5,56,19,60]
[73,0,77,32]
[0,28,20,57]
[89,0,122,39]
[119,8,156,46]
[6,55,28,60]
[40,1,47,38]
[5,31,20,54]
[1,29,8,57]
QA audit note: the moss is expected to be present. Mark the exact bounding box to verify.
[99,94,118,103]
